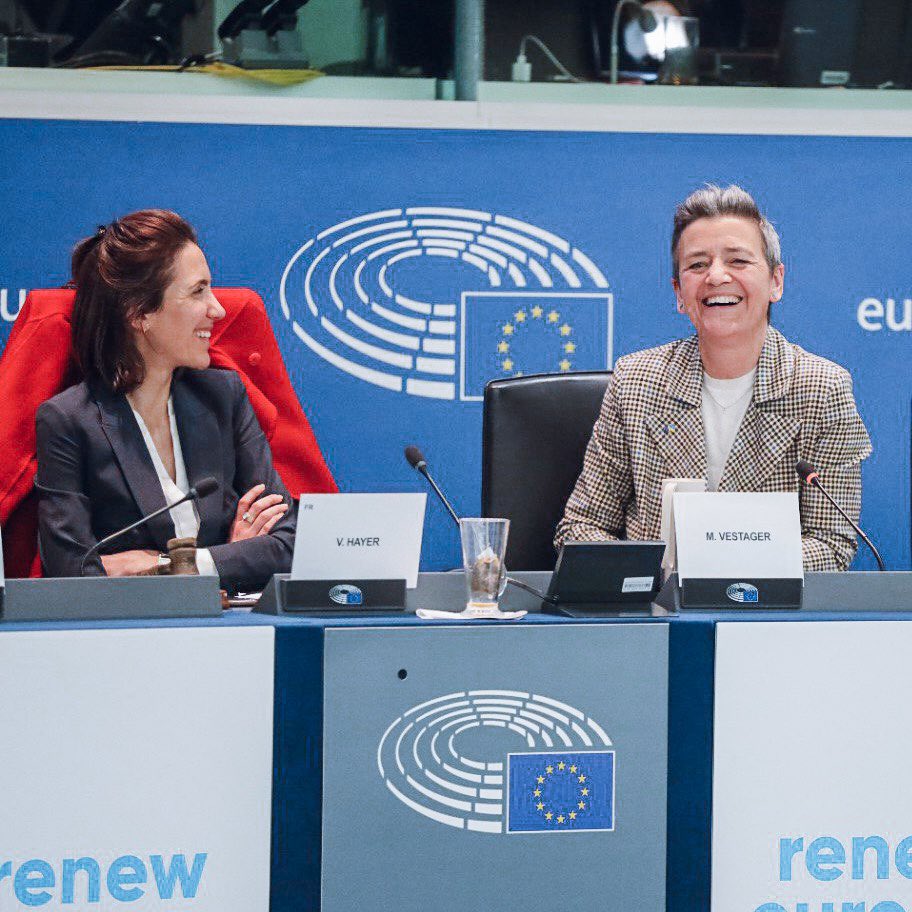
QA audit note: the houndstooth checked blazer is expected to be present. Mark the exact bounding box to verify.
[554,326,872,571]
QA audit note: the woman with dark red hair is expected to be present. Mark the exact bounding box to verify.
[35,210,295,591]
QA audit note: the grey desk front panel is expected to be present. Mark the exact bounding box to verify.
[321,623,668,912]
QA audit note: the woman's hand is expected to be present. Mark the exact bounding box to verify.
[101,549,162,576]
[229,483,290,543]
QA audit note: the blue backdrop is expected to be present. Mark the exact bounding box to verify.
[1,119,909,570]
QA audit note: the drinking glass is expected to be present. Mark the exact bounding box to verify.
[459,518,510,611]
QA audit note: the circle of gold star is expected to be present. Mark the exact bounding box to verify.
[496,307,576,377]
[532,760,590,826]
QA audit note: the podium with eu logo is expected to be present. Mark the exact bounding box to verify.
[271,609,668,912]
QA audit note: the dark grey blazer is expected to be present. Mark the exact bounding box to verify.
[35,369,296,591]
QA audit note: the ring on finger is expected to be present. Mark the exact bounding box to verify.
[242,511,253,523]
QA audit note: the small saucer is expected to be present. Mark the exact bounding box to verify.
[415,606,527,621]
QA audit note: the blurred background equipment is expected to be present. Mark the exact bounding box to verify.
[0,30,52,65]
[217,0,312,68]
[609,0,659,82]
[852,0,912,88]
[15,0,121,54]
[1,0,911,87]
[65,0,196,66]
[777,0,861,87]
[777,0,912,89]
[11,0,196,66]
[365,0,454,76]
[606,0,700,85]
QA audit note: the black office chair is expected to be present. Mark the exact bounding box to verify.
[481,371,612,571]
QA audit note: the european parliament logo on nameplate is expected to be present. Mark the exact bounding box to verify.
[292,493,427,587]
[673,492,803,609]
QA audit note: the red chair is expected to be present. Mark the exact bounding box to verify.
[0,287,337,578]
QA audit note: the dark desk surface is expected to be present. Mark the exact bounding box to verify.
[0,570,909,631]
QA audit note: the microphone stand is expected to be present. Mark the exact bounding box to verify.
[406,447,553,603]
[77,480,216,576]
[413,462,461,527]
[807,477,886,572]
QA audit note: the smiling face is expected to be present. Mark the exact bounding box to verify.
[672,215,784,349]
[134,242,225,374]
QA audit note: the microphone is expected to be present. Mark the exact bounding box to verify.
[79,476,218,576]
[795,460,885,571]
[404,445,461,527]
[404,444,552,602]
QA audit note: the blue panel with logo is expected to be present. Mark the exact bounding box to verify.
[1,120,909,571]
[320,622,668,912]
[507,750,615,833]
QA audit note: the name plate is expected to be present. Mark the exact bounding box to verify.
[673,492,803,608]
[291,493,427,587]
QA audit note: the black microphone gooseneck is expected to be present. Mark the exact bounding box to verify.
[403,445,553,602]
[404,445,461,527]
[78,476,219,576]
[795,460,885,572]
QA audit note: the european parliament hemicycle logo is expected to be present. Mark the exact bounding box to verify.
[280,208,613,401]
[377,690,615,835]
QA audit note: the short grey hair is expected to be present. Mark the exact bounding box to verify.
[671,184,782,281]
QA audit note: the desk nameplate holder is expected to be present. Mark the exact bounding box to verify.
[672,492,804,610]
[680,576,802,610]
[656,573,802,611]
[255,574,407,615]
[0,576,222,622]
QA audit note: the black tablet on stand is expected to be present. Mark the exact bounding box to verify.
[542,541,666,617]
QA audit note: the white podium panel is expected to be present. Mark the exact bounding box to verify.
[712,621,912,912]
[0,626,275,912]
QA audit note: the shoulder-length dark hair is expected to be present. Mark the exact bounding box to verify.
[71,209,197,392]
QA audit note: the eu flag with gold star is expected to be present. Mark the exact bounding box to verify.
[507,751,615,833]
[461,292,612,399]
